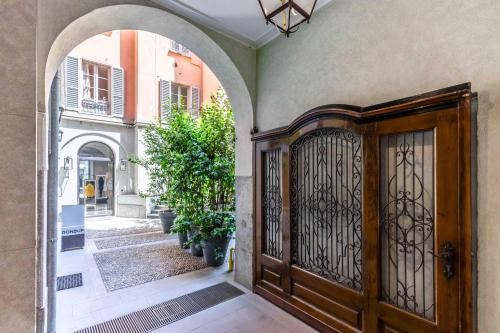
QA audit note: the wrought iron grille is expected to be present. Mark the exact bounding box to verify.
[291,128,363,291]
[380,130,435,321]
[81,99,109,116]
[263,149,283,259]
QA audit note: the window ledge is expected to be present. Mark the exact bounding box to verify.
[61,108,127,125]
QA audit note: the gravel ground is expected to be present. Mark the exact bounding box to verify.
[93,243,208,291]
[93,232,177,250]
[86,219,163,239]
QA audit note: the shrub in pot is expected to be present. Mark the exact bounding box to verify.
[188,224,204,257]
[159,209,176,234]
[171,215,190,249]
[198,211,235,266]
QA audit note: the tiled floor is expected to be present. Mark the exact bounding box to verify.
[56,216,317,333]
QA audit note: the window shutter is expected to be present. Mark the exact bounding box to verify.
[65,56,80,109]
[159,79,172,120]
[111,67,124,117]
[191,86,200,117]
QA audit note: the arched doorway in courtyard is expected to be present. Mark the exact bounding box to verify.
[77,141,115,217]
[42,7,255,330]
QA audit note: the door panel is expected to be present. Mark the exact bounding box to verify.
[290,128,363,291]
[379,129,437,321]
[374,109,460,333]
[253,84,474,333]
[262,148,283,259]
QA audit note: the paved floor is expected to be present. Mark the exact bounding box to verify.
[56,216,317,333]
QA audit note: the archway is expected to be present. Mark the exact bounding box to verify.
[44,4,254,178]
[42,5,255,332]
[77,141,115,217]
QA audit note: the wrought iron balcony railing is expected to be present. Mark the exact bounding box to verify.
[81,99,110,116]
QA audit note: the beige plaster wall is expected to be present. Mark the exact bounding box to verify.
[257,0,500,331]
[0,0,38,332]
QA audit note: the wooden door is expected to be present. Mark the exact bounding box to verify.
[366,109,461,333]
[252,84,475,333]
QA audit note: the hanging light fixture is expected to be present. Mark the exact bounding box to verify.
[258,0,318,37]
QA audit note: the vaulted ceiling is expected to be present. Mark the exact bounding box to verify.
[153,0,333,48]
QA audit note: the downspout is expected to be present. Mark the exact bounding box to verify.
[46,71,60,333]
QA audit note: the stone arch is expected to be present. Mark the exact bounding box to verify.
[45,4,253,177]
[43,3,255,289]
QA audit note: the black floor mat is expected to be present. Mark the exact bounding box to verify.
[57,273,83,291]
[74,282,245,333]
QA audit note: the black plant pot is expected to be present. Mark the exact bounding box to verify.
[188,227,204,257]
[159,210,176,234]
[202,235,229,266]
[178,231,189,249]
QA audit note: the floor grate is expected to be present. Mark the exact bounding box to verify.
[74,282,245,333]
[57,273,83,291]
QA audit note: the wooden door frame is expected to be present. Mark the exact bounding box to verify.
[252,83,477,332]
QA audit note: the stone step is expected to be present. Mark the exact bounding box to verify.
[147,213,159,219]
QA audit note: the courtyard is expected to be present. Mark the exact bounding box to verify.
[1,1,496,332]
[56,216,314,333]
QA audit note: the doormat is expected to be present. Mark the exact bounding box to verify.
[57,273,83,291]
[93,243,208,291]
[93,232,177,250]
[74,282,245,333]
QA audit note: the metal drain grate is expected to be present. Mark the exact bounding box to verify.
[57,273,83,291]
[74,282,245,333]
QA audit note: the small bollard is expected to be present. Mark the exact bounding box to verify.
[228,247,235,272]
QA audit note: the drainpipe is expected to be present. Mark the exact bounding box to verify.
[47,71,60,333]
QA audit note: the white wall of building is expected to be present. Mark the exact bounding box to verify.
[58,119,135,210]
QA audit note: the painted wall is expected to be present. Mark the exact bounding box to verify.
[202,64,220,105]
[120,30,138,122]
[68,31,121,68]
[257,1,500,331]
[136,30,173,123]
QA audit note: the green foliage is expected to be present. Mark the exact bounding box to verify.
[130,88,236,239]
[197,211,236,240]
[170,214,191,234]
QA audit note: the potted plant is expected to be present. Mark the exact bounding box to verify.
[158,208,176,234]
[198,211,235,266]
[171,215,190,249]
[130,90,236,263]
[188,223,204,257]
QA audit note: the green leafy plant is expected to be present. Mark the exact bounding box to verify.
[214,247,225,262]
[170,214,191,234]
[130,89,236,245]
[197,211,236,241]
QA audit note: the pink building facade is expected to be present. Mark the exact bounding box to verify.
[58,30,221,217]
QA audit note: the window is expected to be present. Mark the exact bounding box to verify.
[82,61,111,115]
[171,83,188,109]
[170,40,191,57]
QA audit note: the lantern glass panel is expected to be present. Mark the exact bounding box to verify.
[294,0,316,16]
[260,0,290,16]
[287,8,306,28]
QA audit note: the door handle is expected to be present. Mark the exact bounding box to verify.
[433,242,455,279]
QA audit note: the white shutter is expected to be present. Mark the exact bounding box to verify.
[65,56,79,109]
[191,86,200,117]
[111,67,124,117]
[159,79,172,120]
